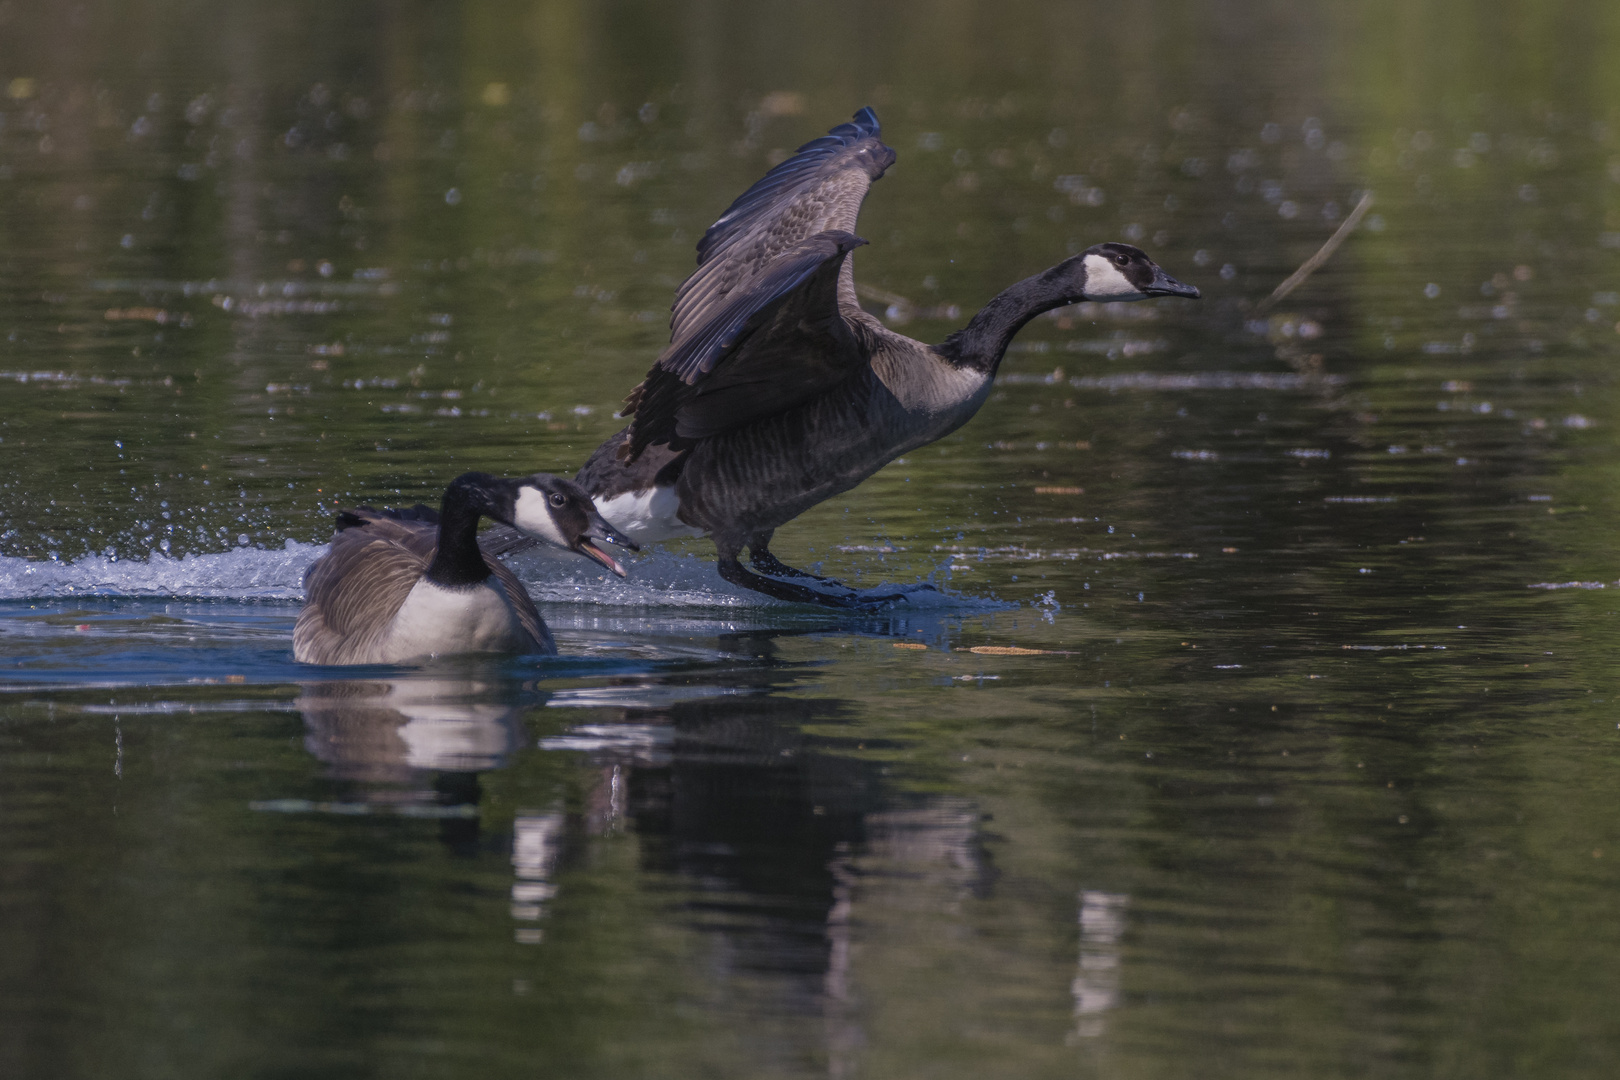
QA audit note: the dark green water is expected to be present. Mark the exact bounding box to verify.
[5,2,1620,1076]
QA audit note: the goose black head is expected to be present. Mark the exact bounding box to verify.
[1075,242,1200,302]
[510,473,639,577]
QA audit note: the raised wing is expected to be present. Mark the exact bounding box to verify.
[664,229,867,384]
[619,108,896,462]
[696,108,893,264]
[624,231,867,458]
[668,108,892,364]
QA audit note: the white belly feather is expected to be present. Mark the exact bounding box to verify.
[594,487,704,545]
[378,578,531,663]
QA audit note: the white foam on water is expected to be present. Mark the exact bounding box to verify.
[509,545,760,607]
[0,537,1009,612]
[507,545,1010,612]
[0,539,323,600]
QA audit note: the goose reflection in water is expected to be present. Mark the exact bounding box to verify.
[535,691,997,1071]
[294,678,527,853]
[296,678,528,781]
[282,670,1012,1064]
[511,718,676,944]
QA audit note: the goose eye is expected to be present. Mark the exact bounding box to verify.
[548,492,567,508]
[1113,255,1129,266]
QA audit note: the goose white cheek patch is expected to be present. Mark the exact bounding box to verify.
[1081,254,1145,300]
[512,487,569,548]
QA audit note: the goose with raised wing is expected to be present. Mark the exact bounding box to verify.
[294,472,635,665]
[575,108,1199,606]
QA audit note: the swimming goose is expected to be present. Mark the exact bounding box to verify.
[575,108,1199,606]
[294,472,635,665]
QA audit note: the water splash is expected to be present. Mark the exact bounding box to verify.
[0,537,1010,612]
[0,540,320,600]
[507,545,1011,611]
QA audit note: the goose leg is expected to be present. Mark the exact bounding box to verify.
[750,548,822,579]
[748,533,834,582]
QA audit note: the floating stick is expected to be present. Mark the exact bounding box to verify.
[855,283,960,324]
[1254,190,1375,315]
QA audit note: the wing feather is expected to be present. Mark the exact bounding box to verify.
[625,231,866,458]
[667,108,893,352]
[295,514,434,665]
[663,231,866,383]
[618,109,896,464]
[477,524,537,558]
[694,107,891,268]
[486,556,556,654]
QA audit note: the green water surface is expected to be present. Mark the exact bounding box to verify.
[4,2,1620,1077]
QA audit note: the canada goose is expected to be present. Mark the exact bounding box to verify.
[574,108,1199,606]
[294,472,635,665]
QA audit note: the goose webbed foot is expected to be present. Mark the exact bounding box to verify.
[749,545,916,600]
[719,556,901,608]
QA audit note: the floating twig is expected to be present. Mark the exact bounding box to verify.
[856,282,917,310]
[1254,190,1375,315]
[894,642,1078,657]
[855,283,961,324]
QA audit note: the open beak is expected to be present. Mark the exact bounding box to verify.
[1145,266,1200,299]
[575,515,638,578]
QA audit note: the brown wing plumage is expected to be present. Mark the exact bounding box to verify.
[620,109,896,462]
[294,511,435,665]
[687,110,891,271]
[487,557,555,654]
[625,231,869,457]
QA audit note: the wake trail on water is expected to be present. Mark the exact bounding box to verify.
[0,539,320,600]
[506,547,1007,611]
[0,540,1010,612]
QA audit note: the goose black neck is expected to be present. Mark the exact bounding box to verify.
[425,473,508,588]
[937,264,1081,374]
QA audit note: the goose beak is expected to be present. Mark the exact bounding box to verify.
[576,515,638,578]
[578,538,627,577]
[1145,266,1200,299]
